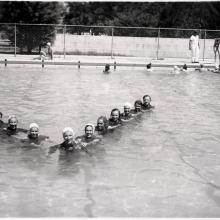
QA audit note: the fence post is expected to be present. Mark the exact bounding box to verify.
[63,25,66,59]
[203,29,206,61]
[111,27,114,59]
[156,28,160,60]
[14,23,16,57]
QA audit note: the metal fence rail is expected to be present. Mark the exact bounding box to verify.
[0,23,219,60]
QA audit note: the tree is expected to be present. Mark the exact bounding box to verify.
[0,2,64,54]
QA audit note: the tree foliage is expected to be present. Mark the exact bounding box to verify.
[0,1,64,53]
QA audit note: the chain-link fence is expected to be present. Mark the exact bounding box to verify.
[0,23,219,60]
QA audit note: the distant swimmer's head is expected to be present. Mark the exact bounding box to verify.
[110,108,120,121]
[134,100,142,111]
[200,63,204,68]
[143,95,152,105]
[85,123,94,138]
[124,102,132,115]
[146,63,152,69]
[174,65,179,70]
[97,116,108,130]
[29,123,39,139]
[8,115,18,130]
[47,42,51,47]
[183,64,187,70]
[62,127,74,144]
[104,64,110,72]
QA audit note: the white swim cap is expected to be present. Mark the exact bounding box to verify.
[62,127,74,135]
[29,123,39,130]
[124,102,132,108]
[8,115,17,122]
[47,42,51,46]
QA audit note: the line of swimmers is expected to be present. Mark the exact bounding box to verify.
[0,95,154,155]
[145,62,220,74]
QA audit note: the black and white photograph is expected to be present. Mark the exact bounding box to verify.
[0,0,220,217]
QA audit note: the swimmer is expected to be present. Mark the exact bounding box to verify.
[3,115,28,136]
[130,100,143,116]
[95,116,108,135]
[39,42,53,60]
[103,64,110,73]
[0,112,4,127]
[142,95,155,110]
[22,123,49,145]
[195,63,206,72]
[107,108,122,129]
[208,64,220,73]
[170,65,180,74]
[146,63,152,72]
[47,127,77,155]
[181,64,189,72]
[76,124,101,148]
[120,102,133,122]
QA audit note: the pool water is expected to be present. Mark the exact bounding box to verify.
[0,65,220,217]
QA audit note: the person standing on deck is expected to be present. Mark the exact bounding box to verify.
[189,30,200,63]
[214,38,220,67]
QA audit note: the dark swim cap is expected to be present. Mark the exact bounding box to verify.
[143,95,152,101]
[134,100,142,106]
[146,63,151,69]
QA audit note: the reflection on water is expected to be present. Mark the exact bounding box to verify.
[0,66,220,217]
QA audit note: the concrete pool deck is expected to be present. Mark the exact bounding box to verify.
[0,54,217,68]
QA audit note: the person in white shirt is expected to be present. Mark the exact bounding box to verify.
[189,30,200,63]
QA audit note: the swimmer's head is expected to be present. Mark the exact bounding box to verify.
[97,116,108,130]
[85,123,94,138]
[62,127,74,144]
[134,100,142,110]
[29,123,39,139]
[8,115,18,130]
[104,64,110,71]
[143,95,152,105]
[110,108,120,121]
[146,63,152,69]
[124,102,131,115]
[200,63,204,68]
[47,42,51,47]
[183,64,187,70]
[174,65,179,70]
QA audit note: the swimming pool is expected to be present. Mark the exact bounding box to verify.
[0,65,220,217]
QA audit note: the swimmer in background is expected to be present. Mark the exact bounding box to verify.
[120,102,133,122]
[146,63,152,72]
[95,116,109,136]
[76,124,101,148]
[47,127,78,155]
[208,64,220,73]
[0,112,4,128]
[142,95,155,110]
[195,63,206,72]
[107,108,122,130]
[103,64,110,73]
[170,65,180,74]
[181,64,189,73]
[2,115,28,137]
[39,42,53,60]
[130,100,143,116]
[21,123,49,145]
